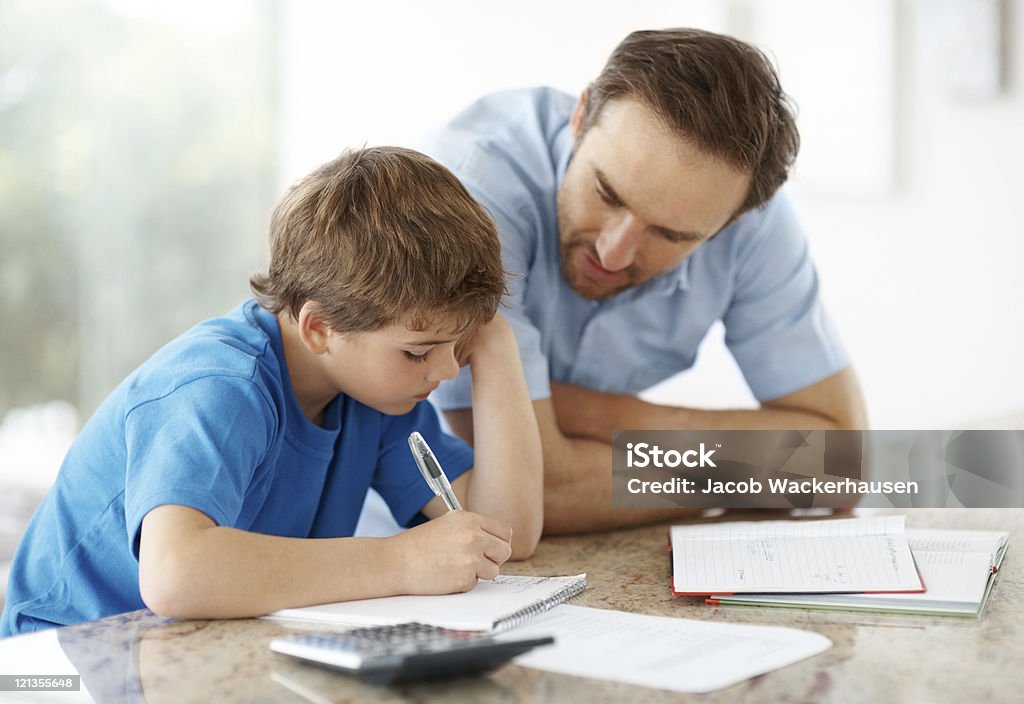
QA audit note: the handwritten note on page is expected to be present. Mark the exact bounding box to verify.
[711,528,1009,615]
[671,516,922,594]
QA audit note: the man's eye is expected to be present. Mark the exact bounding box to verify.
[404,351,429,363]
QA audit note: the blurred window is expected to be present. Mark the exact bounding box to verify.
[0,0,278,422]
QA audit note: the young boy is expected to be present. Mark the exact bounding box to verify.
[1,147,543,636]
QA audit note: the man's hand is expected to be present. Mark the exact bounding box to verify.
[390,511,513,594]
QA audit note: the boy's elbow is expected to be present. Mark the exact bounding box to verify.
[138,550,206,619]
[139,577,181,613]
[140,586,192,620]
[508,512,543,560]
[509,534,540,561]
[138,505,224,619]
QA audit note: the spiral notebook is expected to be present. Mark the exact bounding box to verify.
[265,574,587,632]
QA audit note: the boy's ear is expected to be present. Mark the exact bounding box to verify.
[296,302,332,355]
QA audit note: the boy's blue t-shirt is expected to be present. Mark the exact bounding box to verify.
[1,300,474,636]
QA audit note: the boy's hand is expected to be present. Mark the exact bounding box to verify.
[454,314,515,368]
[391,510,513,595]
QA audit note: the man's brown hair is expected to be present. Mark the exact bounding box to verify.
[250,146,505,335]
[583,28,800,214]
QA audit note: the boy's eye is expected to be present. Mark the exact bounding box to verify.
[404,350,429,363]
[596,184,621,207]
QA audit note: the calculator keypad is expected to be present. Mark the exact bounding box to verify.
[271,622,555,684]
[290,623,486,658]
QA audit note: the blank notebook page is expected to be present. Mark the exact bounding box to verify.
[265,574,587,631]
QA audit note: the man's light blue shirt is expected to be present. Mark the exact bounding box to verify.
[423,87,850,409]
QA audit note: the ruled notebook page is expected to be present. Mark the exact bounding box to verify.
[671,516,922,594]
[860,529,1009,603]
[906,528,1008,555]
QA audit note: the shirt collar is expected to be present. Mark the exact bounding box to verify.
[673,258,692,292]
[638,257,692,298]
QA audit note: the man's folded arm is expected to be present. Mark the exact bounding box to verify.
[445,401,700,534]
[550,366,868,442]
[445,367,865,533]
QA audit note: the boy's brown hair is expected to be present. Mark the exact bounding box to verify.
[583,28,800,215]
[250,147,506,336]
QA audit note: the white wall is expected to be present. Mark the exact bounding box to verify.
[277,1,727,178]
[791,0,1024,428]
[279,0,1024,429]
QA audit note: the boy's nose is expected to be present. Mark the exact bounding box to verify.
[427,347,460,383]
[595,214,642,271]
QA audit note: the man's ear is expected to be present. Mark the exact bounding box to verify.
[570,89,588,142]
[296,301,332,355]
[708,213,746,241]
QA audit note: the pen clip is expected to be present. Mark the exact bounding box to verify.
[408,431,462,511]
[408,432,438,487]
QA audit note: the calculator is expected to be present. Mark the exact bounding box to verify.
[269,622,554,685]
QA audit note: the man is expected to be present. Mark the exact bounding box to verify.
[424,28,867,533]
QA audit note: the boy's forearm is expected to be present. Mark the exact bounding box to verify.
[139,511,409,619]
[463,321,544,559]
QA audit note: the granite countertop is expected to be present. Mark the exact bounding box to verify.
[1,508,1021,703]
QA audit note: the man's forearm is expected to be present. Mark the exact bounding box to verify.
[551,368,867,442]
[552,387,835,442]
[541,431,701,533]
[528,399,704,534]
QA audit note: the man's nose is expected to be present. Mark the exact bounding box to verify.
[595,214,642,271]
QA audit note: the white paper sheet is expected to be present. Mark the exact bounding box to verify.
[509,605,830,694]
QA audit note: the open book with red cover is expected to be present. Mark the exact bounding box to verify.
[707,528,1008,617]
[670,516,925,596]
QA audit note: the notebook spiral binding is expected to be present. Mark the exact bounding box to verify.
[493,576,588,632]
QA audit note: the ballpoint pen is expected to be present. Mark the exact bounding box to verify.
[408,431,463,511]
